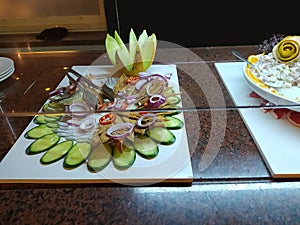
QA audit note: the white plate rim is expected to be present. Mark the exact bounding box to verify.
[0,65,14,82]
[0,65,14,77]
[0,57,14,75]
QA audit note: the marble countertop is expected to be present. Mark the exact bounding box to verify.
[1,45,300,225]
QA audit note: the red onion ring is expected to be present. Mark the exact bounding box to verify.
[148,94,166,108]
[117,91,126,98]
[114,99,124,109]
[139,72,151,77]
[148,74,168,83]
[106,123,134,139]
[106,98,117,109]
[49,87,66,97]
[165,73,172,79]
[137,113,156,128]
[125,95,137,105]
[135,78,148,91]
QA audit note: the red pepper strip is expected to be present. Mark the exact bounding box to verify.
[126,76,139,85]
[99,113,116,125]
[138,111,148,115]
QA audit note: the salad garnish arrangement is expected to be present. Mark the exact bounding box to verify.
[23,29,185,172]
[245,34,300,101]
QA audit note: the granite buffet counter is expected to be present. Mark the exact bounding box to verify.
[0,45,300,225]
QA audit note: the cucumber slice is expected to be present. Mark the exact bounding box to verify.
[113,141,136,169]
[43,103,65,113]
[24,124,54,139]
[163,87,175,96]
[163,106,182,116]
[34,115,47,124]
[162,116,184,130]
[26,133,60,154]
[87,143,112,172]
[134,134,159,159]
[40,140,73,164]
[166,96,181,105]
[63,142,92,169]
[44,115,62,123]
[146,127,176,145]
[46,122,59,129]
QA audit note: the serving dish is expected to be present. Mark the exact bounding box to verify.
[216,62,300,178]
[0,64,193,184]
[243,63,300,111]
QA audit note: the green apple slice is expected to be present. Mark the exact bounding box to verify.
[114,30,134,71]
[138,30,149,43]
[129,28,138,60]
[140,33,157,70]
[105,33,119,66]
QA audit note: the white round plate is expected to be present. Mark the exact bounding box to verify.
[0,64,14,77]
[0,65,14,82]
[0,57,14,75]
[242,63,300,111]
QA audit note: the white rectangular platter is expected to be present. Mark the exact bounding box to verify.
[0,64,193,184]
[215,62,300,178]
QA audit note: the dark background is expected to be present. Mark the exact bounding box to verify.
[104,0,299,47]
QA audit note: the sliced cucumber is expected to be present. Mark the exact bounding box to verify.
[113,140,136,169]
[46,122,59,129]
[163,87,175,96]
[162,116,184,130]
[134,134,159,159]
[63,142,92,169]
[26,133,60,155]
[24,124,54,139]
[43,103,65,113]
[34,115,47,124]
[166,96,181,105]
[163,106,182,116]
[146,127,176,145]
[44,116,60,123]
[40,140,73,164]
[87,143,112,172]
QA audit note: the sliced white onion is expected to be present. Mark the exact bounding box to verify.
[56,121,69,128]
[79,117,96,131]
[66,118,82,127]
[106,123,134,139]
[68,102,90,118]
[137,113,156,128]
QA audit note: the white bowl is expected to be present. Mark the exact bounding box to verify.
[242,63,300,111]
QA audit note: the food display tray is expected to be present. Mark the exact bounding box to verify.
[0,64,193,184]
[215,62,300,178]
